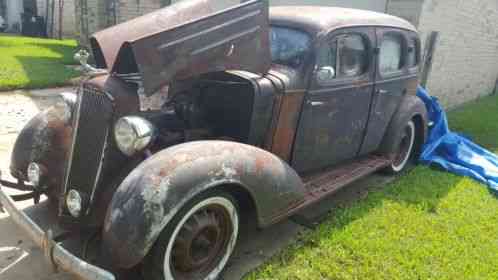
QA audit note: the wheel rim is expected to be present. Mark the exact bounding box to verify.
[392,120,415,172]
[164,197,239,280]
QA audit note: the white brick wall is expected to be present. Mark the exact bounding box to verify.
[386,0,423,26]
[417,0,498,108]
[116,0,163,23]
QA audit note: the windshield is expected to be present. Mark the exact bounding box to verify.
[270,26,311,69]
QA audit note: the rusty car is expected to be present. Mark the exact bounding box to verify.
[0,0,427,279]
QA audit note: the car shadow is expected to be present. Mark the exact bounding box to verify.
[23,41,77,65]
[250,166,465,276]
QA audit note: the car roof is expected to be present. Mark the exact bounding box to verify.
[269,6,417,39]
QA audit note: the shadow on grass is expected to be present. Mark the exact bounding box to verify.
[13,56,79,90]
[267,166,465,269]
[24,42,77,65]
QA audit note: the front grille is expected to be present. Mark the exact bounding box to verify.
[62,85,113,214]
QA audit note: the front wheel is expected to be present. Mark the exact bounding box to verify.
[143,191,239,280]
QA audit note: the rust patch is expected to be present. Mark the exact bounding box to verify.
[406,77,419,96]
[268,91,305,162]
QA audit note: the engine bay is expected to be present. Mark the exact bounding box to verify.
[140,73,256,151]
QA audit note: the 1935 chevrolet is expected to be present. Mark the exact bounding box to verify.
[0,0,428,279]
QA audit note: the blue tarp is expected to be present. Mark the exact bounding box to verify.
[417,86,498,192]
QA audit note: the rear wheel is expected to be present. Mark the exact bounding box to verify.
[386,120,416,173]
[143,192,239,280]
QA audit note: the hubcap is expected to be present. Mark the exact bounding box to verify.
[164,197,238,280]
[172,207,230,275]
[392,121,415,172]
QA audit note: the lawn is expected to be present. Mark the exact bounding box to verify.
[247,93,498,280]
[0,35,79,90]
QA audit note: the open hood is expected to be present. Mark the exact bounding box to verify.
[90,0,270,96]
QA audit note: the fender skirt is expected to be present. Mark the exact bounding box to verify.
[102,141,305,268]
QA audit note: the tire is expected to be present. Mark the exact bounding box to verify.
[143,191,239,280]
[378,95,427,175]
[386,120,416,173]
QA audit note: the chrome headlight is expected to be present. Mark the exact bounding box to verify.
[114,116,156,156]
[66,189,83,217]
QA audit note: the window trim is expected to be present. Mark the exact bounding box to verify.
[378,30,408,79]
[407,35,421,73]
[313,31,373,87]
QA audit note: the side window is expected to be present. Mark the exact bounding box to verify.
[407,38,420,68]
[338,35,367,77]
[316,34,368,83]
[379,33,404,75]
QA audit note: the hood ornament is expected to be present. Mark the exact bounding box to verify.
[74,49,108,76]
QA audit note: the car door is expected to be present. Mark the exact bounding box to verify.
[359,28,419,155]
[292,27,376,173]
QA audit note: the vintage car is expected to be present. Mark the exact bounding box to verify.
[0,0,427,279]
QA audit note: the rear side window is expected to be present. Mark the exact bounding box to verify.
[407,38,420,68]
[379,33,404,75]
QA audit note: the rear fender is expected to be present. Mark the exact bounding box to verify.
[378,95,428,157]
[102,141,304,268]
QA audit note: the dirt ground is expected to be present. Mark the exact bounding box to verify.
[0,90,393,280]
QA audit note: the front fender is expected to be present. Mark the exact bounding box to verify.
[102,141,305,268]
[10,102,72,196]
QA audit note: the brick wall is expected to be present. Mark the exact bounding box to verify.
[53,0,77,37]
[75,0,107,45]
[35,0,77,38]
[386,0,423,26]
[387,0,498,108]
[115,0,240,23]
[416,0,498,108]
[116,0,164,23]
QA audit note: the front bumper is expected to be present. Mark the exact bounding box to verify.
[0,174,115,280]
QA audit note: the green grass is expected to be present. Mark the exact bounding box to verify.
[0,35,79,90]
[247,94,498,280]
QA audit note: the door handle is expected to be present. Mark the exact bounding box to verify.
[377,89,389,95]
[307,101,325,106]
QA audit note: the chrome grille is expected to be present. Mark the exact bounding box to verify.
[63,85,113,212]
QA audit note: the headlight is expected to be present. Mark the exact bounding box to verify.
[66,190,83,217]
[27,162,46,187]
[114,116,156,156]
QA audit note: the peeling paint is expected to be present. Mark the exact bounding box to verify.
[102,141,305,268]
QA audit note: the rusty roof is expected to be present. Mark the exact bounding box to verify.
[269,6,417,38]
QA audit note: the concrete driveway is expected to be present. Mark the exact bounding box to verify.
[0,89,393,280]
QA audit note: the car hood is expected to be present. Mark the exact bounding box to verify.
[90,0,270,96]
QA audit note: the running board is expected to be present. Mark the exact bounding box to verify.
[266,155,391,225]
[301,155,391,208]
